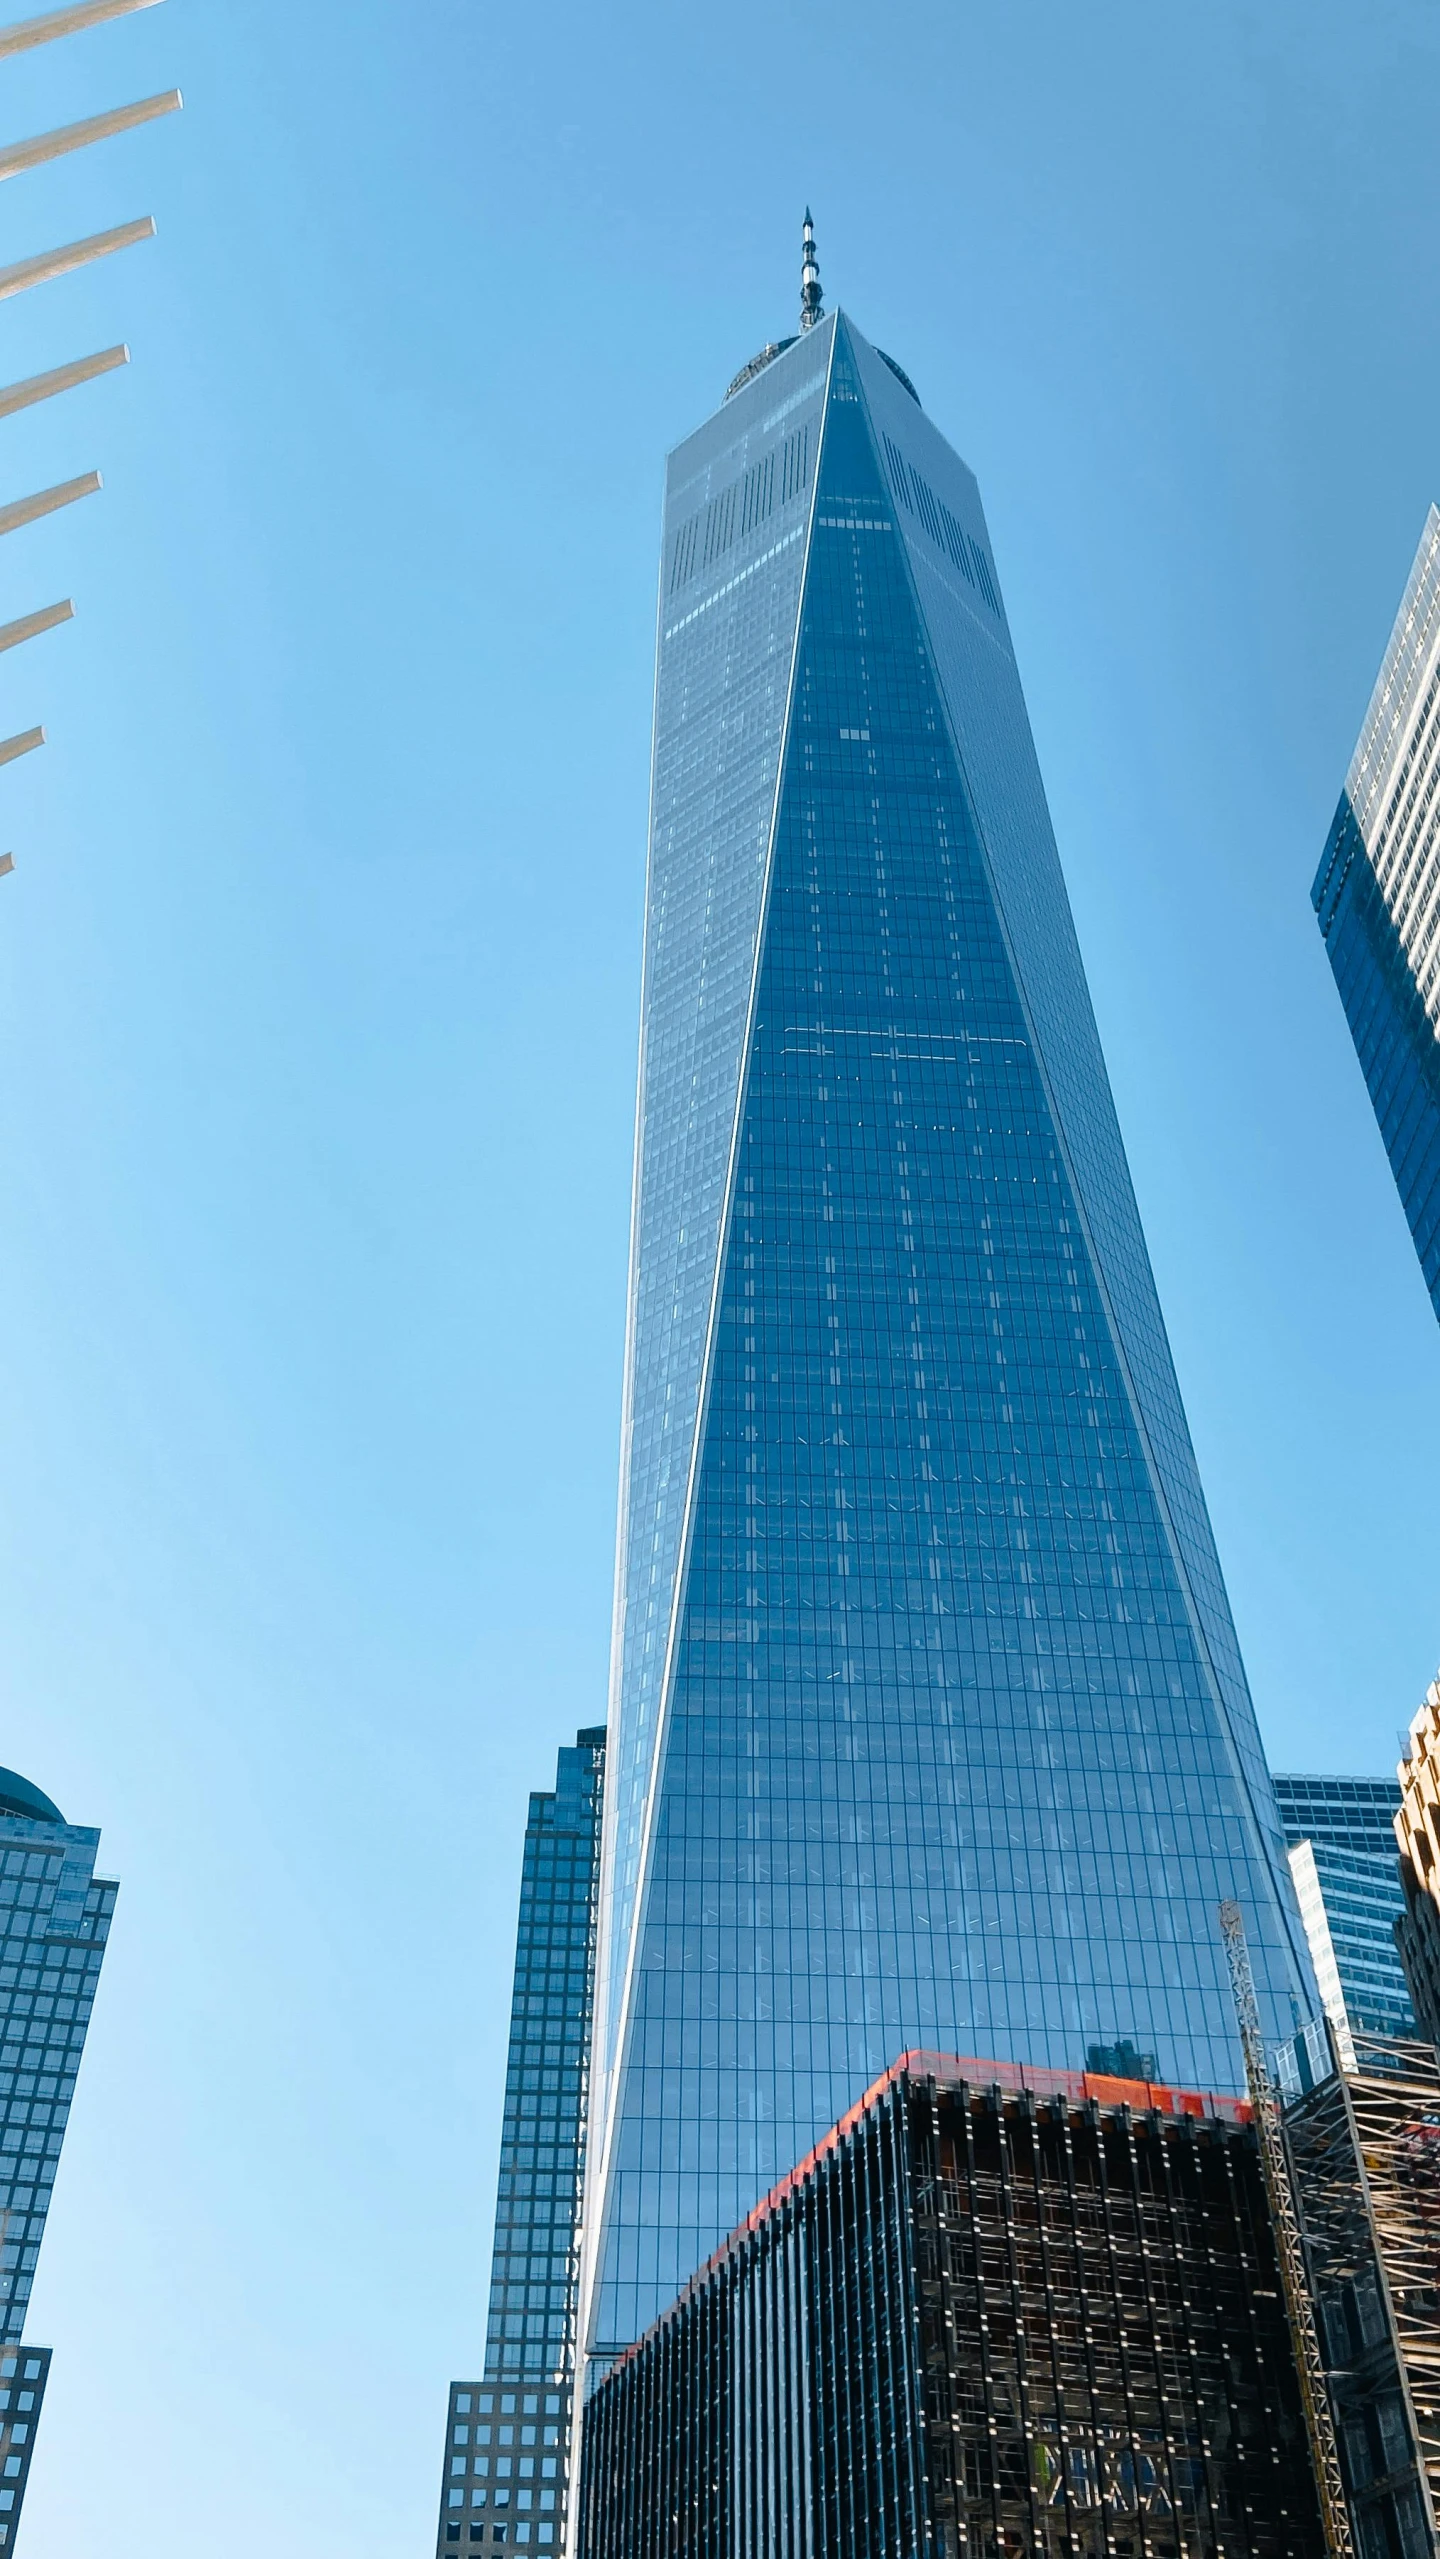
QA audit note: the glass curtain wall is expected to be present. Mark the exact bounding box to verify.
[584,313,1313,2368]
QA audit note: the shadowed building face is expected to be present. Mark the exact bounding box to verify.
[1313,506,1440,1319]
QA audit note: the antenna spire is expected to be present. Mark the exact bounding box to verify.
[799,208,823,330]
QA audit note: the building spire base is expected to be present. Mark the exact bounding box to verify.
[800,207,823,330]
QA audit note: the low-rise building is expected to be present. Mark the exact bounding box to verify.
[579,2050,1322,2559]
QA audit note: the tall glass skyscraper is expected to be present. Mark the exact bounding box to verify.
[582,252,1314,2373]
[1313,505,1440,1318]
[437,1728,604,2557]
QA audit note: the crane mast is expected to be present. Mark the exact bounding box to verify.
[1218,1898,1354,2558]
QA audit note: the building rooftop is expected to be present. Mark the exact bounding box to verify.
[0,1769,64,1826]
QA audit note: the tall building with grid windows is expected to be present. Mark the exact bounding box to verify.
[0,1767,116,2550]
[1313,505,1440,1320]
[579,238,1315,2383]
[1272,1773,1414,2047]
[436,1728,604,2557]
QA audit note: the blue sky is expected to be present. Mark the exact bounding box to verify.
[3,0,1439,2550]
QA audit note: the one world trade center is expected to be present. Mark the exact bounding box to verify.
[581,223,1313,2374]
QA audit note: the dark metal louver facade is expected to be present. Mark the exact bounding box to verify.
[578,2056,1323,2559]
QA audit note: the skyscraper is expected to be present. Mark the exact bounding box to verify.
[0,1769,116,2343]
[1312,505,1440,1318]
[1280,2017,1440,2555]
[0,1766,116,2550]
[581,231,1314,2375]
[436,1728,604,2556]
[1272,1774,1414,2046]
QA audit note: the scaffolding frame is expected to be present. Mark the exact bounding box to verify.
[1284,2029,1440,2557]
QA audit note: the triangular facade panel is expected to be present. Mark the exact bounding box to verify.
[599,322,833,2094]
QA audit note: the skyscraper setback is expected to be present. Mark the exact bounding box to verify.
[581,248,1313,2375]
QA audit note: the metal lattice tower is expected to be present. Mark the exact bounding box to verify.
[1219,1898,1355,2559]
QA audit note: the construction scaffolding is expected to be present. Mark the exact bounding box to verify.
[1282,2025,1440,2559]
[1219,1898,1355,2555]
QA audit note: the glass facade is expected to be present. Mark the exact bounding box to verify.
[436,1729,604,2556]
[1271,1776,1414,2045]
[0,1771,115,2348]
[584,310,1314,2372]
[0,2344,49,2555]
[1313,506,1440,1320]
[1273,1775,1403,1861]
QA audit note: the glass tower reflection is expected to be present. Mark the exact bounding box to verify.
[583,304,1313,2369]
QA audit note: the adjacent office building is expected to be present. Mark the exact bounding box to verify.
[1272,1774,1414,2045]
[580,2051,1323,2559]
[436,1729,604,2556]
[581,230,1314,2377]
[1313,505,1440,1318]
[0,2350,49,2557]
[1395,1678,1440,2043]
[0,1768,117,2548]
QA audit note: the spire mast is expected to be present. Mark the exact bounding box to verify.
[799,207,823,330]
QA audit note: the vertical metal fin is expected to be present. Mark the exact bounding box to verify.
[0,91,181,184]
[0,0,162,60]
[0,601,73,653]
[0,347,129,421]
[0,216,155,305]
[0,472,101,538]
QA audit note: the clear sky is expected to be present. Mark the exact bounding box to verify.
[3,0,1438,2550]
